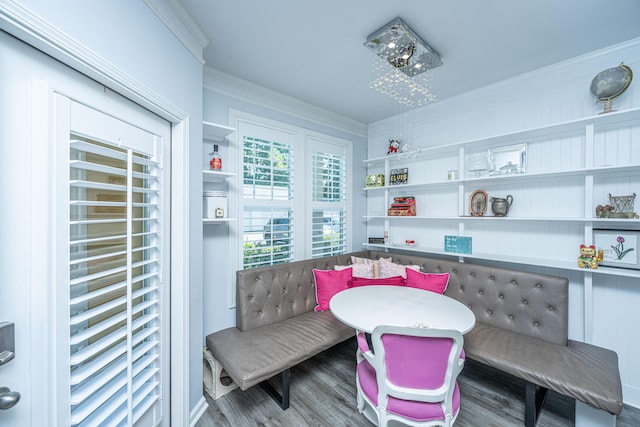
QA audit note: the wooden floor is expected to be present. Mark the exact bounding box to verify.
[196,339,640,427]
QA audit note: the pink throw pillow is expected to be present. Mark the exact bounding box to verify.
[379,257,421,278]
[335,263,374,278]
[349,276,406,288]
[313,268,352,311]
[405,268,450,294]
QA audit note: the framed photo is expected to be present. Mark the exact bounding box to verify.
[469,190,488,217]
[594,229,640,269]
[489,143,527,176]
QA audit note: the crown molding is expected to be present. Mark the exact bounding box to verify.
[144,0,208,65]
[204,66,368,137]
[0,0,186,121]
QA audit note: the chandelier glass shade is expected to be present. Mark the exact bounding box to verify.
[364,17,442,107]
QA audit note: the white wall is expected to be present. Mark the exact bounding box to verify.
[0,0,205,417]
[367,38,640,407]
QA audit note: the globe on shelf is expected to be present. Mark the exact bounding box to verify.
[590,62,633,114]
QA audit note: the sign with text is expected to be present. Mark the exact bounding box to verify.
[444,235,472,255]
[389,168,408,185]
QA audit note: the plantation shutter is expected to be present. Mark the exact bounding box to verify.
[241,123,296,269]
[68,128,163,425]
[310,139,347,258]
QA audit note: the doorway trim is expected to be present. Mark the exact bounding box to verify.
[0,2,192,425]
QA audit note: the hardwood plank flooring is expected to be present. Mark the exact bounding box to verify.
[196,339,640,426]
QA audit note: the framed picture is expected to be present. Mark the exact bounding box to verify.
[469,190,488,216]
[594,229,640,269]
[489,143,527,176]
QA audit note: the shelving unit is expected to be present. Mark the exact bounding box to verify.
[363,107,640,280]
[203,121,236,225]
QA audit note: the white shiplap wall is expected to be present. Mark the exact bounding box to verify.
[367,38,640,407]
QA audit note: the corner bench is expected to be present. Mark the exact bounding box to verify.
[205,253,357,408]
[205,250,623,426]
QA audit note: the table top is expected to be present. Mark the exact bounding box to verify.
[329,285,476,334]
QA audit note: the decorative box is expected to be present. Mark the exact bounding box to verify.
[366,174,385,187]
[388,196,416,216]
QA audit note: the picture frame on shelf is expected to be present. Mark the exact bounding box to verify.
[489,143,527,176]
[594,229,640,269]
[469,190,488,216]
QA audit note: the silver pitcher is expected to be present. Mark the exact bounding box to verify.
[491,195,513,216]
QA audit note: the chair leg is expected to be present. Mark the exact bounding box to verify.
[525,382,548,427]
[260,369,291,410]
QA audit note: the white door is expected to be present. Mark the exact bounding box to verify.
[0,31,170,426]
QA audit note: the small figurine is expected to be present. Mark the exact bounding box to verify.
[387,138,400,154]
[595,204,614,218]
[578,244,604,269]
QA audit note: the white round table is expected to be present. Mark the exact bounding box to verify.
[329,285,476,334]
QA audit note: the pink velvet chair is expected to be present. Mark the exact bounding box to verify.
[356,325,465,427]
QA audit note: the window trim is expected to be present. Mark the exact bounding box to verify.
[228,110,353,306]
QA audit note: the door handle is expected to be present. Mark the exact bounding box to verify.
[0,387,20,410]
[0,351,14,366]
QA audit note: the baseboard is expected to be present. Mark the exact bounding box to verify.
[189,396,209,427]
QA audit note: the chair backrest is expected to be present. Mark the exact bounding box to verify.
[369,324,464,409]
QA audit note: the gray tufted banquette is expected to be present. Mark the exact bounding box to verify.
[205,250,622,424]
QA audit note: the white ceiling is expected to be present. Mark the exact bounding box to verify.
[181,0,640,124]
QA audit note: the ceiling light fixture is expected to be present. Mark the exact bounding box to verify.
[364,17,442,107]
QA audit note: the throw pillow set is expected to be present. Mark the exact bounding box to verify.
[313,257,450,311]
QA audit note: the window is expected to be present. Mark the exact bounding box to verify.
[310,140,348,258]
[239,122,297,269]
[234,112,352,270]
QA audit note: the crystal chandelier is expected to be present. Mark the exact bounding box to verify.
[364,17,442,107]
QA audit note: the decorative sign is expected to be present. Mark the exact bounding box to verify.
[444,235,472,255]
[594,229,639,269]
[389,168,408,185]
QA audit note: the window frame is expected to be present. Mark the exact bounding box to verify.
[228,110,353,302]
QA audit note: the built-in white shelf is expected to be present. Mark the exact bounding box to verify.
[364,107,640,166]
[203,170,236,183]
[363,164,640,192]
[362,243,640,279]
[364,215,640,224]
[203,218,236,225]
[203,121,235,141]
[364,107,640,283]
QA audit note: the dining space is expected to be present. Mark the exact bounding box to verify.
[330,285,476,426]
[204,250,627,426]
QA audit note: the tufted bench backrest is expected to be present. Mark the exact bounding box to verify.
[369,251,569,346]
[235,251,370,331]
